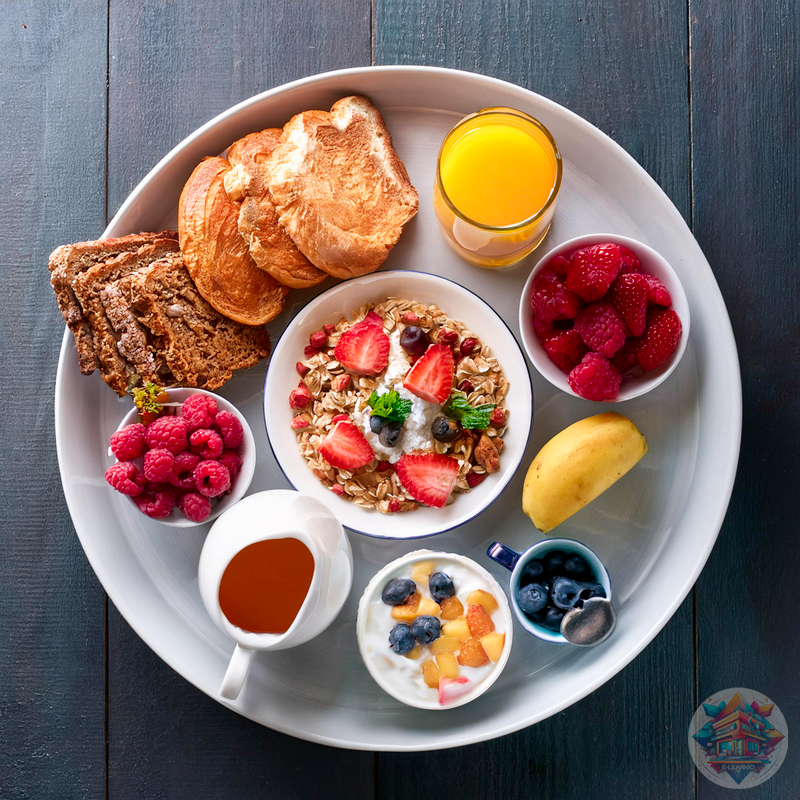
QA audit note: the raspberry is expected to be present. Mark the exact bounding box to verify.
[181,394,218,432]
[109,423,146,461]
[218,449,242,477]
[143,448,175,482]
[490,407,506,427]
[574,302,628,359]
[194,460,231,498]
[214,410,244,448]
[144,415,189,454]
[567,243,623,302]
[169,451,201,490]
[177,491,212,523]
[640,273,672,306]
[542,328,588,373]
[532,314,554,337]
[133,487,175,519]
[289,383,313,410]
[466,472,486,488]
[296,361,310,377]
[618,245,641,274]
[636,308,682,370]
[610,273,649,336]
[105,461,147,496]
[190,428,224,459]
[331,374,350,392]
[460,337,478,356]
[309,330,328,348]
[290,416,310,430]
[548,254,571,277]
[531,269,582,322]
[611,339,639,372]
[568,353,622,401]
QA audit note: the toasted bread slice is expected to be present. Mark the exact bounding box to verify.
[49,231,177,374]
[266,96,418,278]
[179,157,288,325]
[225,130,327,289]
[72,237,180,394]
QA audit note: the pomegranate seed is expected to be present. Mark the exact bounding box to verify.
[290,416,309,430]
[466,472,486,488]
[304,345,319,358]
[439,328,458,345]
[376,460,394,473]
[490,408,506,427]
[309,330,327,348]
[458,379,474,394]
[296,361,310,377]
[331,484,344,496]
[331,413,349,424]
[402,311,420,324]
[331,374,351,392]
[388,498,401,512]
[460,337,478,356]
[323,323,336,336]
[289,383,312,410]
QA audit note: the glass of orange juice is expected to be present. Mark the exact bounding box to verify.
[434,107,562,268]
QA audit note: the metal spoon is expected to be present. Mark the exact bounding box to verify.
[560,597,616,646]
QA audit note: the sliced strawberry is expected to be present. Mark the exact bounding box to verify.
[333,316,390,376]
[402,344,454,404]
[318,421,374,469]
[396,453,459,508]
[438,676,471,705]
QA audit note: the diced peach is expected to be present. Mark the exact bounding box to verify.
[391,592,420,622]
[430,636,460,654]
[466,604,495,638]
[457,637,489,668]
[422,659,442,688]
[442,617,471,642]
[467,589,498,614]
[411,561,435,584]
[479,632,505,663]
[417,596,440,617]
[439,595,464,620]
[435,650,460,679]
[405,645,423,660]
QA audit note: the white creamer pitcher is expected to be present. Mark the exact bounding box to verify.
[198,490,353,701]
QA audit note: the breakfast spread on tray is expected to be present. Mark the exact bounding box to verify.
[288,298,509,513]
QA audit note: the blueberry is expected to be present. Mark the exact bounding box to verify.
[550,577,584,610]
[543,550,566,574]
[517,583,548,615]
[381,578,416,606]
[431,415,461,443]
[410,615,441,645]
[379,420,404,448]
[388,623,416,654]
[539,606,566,632]
[370,414,387,433]
[428,571,455,603]
[564,554,589,578]
[520,559,545,585]
[399,325,430,356]
[577,582,607,603]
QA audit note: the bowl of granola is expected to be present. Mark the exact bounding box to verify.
[264,270,533,538]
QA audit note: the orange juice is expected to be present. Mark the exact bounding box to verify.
[434,108,561,268]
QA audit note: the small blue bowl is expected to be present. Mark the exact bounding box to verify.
[487,538,612,644]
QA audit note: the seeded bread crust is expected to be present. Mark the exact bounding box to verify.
[48,231,178,374]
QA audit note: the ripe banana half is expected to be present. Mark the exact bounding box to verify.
[522,412,648,533]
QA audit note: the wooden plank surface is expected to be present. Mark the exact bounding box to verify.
[0,2,109,798]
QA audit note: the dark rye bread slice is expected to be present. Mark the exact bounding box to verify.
[49,231,178,374]
[72,237,180,395]
[102,253,270,390]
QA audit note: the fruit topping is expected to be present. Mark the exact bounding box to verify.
[520,559,545,583]
[333,315,390,376]
[459,337,478,356]
[331,374,351,392]
[489,407,506,427]
[428,571,455,603]
[296,361,309,377]
[564,554,589,578]
[416,596,440,616]
[370,414,387,433]
[437,328,459,346]
[435,650,460,679]
[399,325,431,357]
[396,453,459,508]
[144,415,189,454]
[309,329,328,348]
[518,583,548,614]
[479,632,505,663]
[640,273,672,306]
[430,636,460,654]
[466,590,498,614]
[194,459,231,498]
[388,623,417,655]
[405,645,423,660]
[568,352,622,402]
[410,615,441,645]
[442,617,471,642]
[381,578,417,606]
[574,302,628,358]
[438,676,470,705]
[439,595,464,620]
[290,416,310,430]
[431,415,461,443]
[318,420,374,469]
[567,243,623,302]
[181,393,218,431]
[421,659,442,688]
[474,433,501,474]
[105,461,147,496]
[410,561,434,583]
[402,344,455,404]
[635,307,682,370]
[391,592,421,621]
[530,269,582,322]
[289,383,313,409]
[466,472,486,488]
[610,273,649,337]
[214,410,244,448]
[466,604,495,638]
[109,423,147,461]
[379,420,405,448]
[457,637,489,668]
[550,577,585,610]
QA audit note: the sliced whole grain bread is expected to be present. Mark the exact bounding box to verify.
[72,237,180,395]
[49,231,178,374]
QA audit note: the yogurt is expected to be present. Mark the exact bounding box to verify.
[357,550,513,709]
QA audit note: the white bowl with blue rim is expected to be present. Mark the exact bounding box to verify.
[487,537,612,644]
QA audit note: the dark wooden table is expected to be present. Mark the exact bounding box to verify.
[2,2,797,798]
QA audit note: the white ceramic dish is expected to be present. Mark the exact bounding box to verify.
[54,66,741,751]
[519,234,690,402]
[357,549,513,709]
[110,387,256,527]
[265,270,533,538]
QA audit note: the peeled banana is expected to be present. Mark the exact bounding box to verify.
[522,412,647,532]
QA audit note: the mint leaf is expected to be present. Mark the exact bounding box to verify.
[442,391,495,429]
[366,390,412,424]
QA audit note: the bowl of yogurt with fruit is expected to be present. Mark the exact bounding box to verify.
[357,549,513,709]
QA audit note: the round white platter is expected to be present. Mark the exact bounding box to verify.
[54,66,742,751]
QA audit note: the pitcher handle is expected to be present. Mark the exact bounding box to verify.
[487,542,520,571]
[220,644,254,701]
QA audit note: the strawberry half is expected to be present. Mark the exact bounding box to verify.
[333,315,390,376]
[318,421,374,469]
[402,344,454,404]
[396,453,459,508]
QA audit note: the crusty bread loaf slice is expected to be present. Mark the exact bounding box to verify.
[266,96,418,278]
[72,237,180,395]
[105,253,271,390]
[49,231,178,374]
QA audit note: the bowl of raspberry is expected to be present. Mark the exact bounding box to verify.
[519,234,690,402]
[105,387,256,527]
